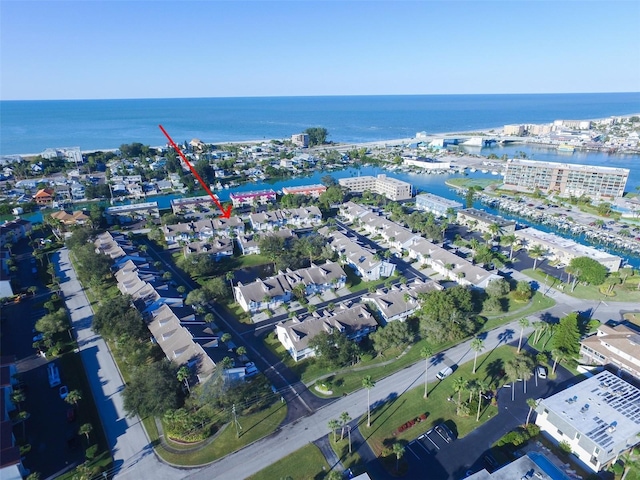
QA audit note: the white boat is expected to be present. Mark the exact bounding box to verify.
[491,170,499,175]
[481,169,489,174]
[469,168,477,173]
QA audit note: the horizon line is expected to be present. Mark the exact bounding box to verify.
[2,91,640,102]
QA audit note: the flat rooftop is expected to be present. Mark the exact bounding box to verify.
[506,158,630,175]
[516,227,621,262]
[458,208,515,226]
[416,192,463,208]
[106,202,158,213]
[539,370,640,451]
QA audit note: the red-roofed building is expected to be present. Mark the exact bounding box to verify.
[33,188,54,205]
[229,189,276,208]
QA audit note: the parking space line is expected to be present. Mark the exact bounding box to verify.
[416,439,432,453]
[425,432,440,450]
[406,443,420,459]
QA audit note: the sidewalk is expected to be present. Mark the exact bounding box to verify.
[54,248,186,480]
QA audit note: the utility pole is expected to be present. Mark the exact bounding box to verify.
[232,404,242,438]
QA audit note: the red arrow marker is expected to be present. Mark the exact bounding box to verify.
[159,125,232,219]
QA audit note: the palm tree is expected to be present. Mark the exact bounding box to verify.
[10,390,26,412]
[621,451,640,480]
[475,379,489,421]
[529,245,546,270]
[488,222,502,241]
[392,442,405,471]
[225,271,235,290]
[64,389,82,407]
[339,411,351,440]
[525,398,538,426]
[177,366,191,394]
[221,332,232,344]
[420,345,433,398]
[363,375,375,427]
[236,346,247,357]
[551,349,565,374]
[328,419,340,443]
[532,321,547,345]
[79,422,93,442]
[502,233,517,260]
[452,377,468,407]
[517,318,530,353]
[470,338,484,374]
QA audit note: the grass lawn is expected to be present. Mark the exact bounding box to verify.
[330,435,364,475]
[480,292,555,333]
[153,401,288,466]
[362,345,518,457]
[623,312,640,327]
[344,265,386,293]
[522,268,640,303]
[234,254,273,269]
[246,443,331,480]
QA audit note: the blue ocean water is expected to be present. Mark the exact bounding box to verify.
[2,93,639,155]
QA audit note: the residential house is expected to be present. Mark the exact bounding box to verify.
[275,305,378,362]
[234,261,346,313]
[1,356,28,480]
[50,210,90,227]
[456,208,516,236]
[0,219,32,248]
[229,190,277,208]
[183,238,234,260]
[318,226,396,281]
[362,279,442,323]
[237,229,295,256]
[580,324,640,378]
[33,188,54,205]
[415,193,463,217]
[535,370,640,472]
[249,207,322,231]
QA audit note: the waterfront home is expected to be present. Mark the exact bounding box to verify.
[515,227,621,272]
[229,189,277,208]
[275,305,378,362]
[362,279,443,323]
[33,188,55,205]
[104,202,160,225]
[281,184,327,197]
[234,261,346,313]
[318,226,396,281]
[456,208,516,236]
[415,192,462,218]
[50,210,90,227]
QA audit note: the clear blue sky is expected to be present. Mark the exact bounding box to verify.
[1,1,639,100]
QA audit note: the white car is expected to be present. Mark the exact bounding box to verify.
[436,366,453,380]
[536,366,547,379]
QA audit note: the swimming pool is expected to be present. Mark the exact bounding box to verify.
[528,451,572,480]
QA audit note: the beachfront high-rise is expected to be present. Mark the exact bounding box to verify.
[503,159,629,199]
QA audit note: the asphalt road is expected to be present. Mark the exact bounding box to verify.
[54,248,185,480]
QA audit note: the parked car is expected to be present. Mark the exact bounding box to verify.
[59,385,69,400]
[32,333,44,343]
[536,366,547,379]
[67,407,76,422]
[436,366,453,380]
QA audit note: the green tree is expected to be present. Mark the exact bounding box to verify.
[471,338,484,374]
[525,398,538,426]
[485,278,510,298]
[551,312,581,362]
[502,233,517,260]
[122,361,182,418]
[420,345,433,398]
[339,411,351,440]
[453,377,468,411]
[568,256,608,286]
[35,308,68,337]
[65,389,83,407]
[177,366,191,394]
[517,318,530,353]
[328,418,340,442]
[528,245,546,270]
[392,442,405,471]
[475,378,489,421]
[305,127,328,146]
[79,422,93,442]
[10,389,26,412]
[363,375,375,427]
[465,189,474,209]
[514,280,532,302]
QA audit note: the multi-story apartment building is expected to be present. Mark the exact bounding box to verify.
[580,324,640,378]
[535,371,640,472]
[229,190,277,208]
[281,184,327,197]
[503,124,525,136]
[415,193,462,217]
[291,133,309,148]
[456,208,516,235]
[338,174,413,201]
[503,159,629,199]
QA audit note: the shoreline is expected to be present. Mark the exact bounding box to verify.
[7,112,639,158]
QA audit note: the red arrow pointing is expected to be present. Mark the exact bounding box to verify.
[159,125,232,219]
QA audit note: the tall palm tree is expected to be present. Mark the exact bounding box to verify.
[363,375,375,427]
[452,377,468,407]
[502,233,517,260]
[392,442,405,471]
[79,422,93,442]
[532,321,547,345]
[177,366,191,394]
[475,379,489,422]
[225,271,234,290]
[529,245,546,270]
[517,318,530,353]
[621,451,640,480]
[525,398,538,426]
[470,338,484,374]
[328,419,340,442]
[64,389,83,408]
[488,222,502,241]
[420,345,433,398]
[339,411,351,440]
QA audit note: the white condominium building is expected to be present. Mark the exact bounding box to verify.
[503,159,629,199]
[339,174,413,201]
